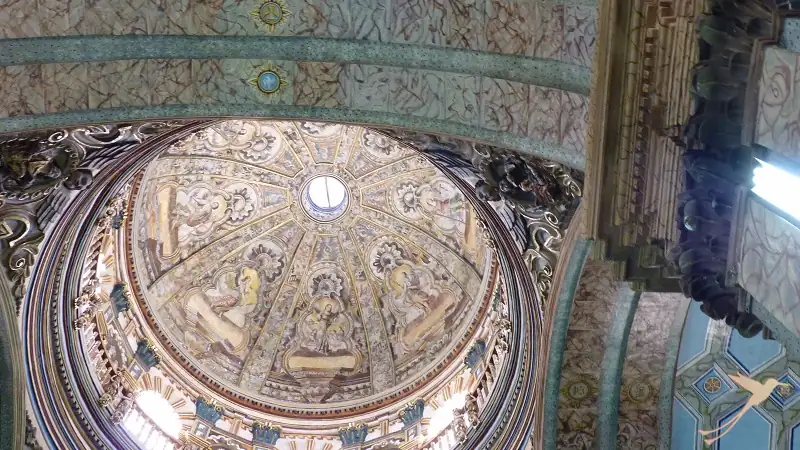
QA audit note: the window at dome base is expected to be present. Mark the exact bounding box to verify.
[428,392,468,437]
[122,390,181,449]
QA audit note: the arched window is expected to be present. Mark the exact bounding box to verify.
[428,392,467,437]
[123,390,181,450]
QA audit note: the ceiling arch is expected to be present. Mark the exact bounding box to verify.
[0,1,597,170]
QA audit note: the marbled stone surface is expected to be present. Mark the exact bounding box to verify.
[0,61,589,153]
[735,196,800,337]
[618,292,687,449]
[294,62,346,107]
[0,0,597,64]
[0,65,45,117]
[756,46,800,161]
[563,6,596,67]
[0,0,40,39]
[556,260,625,449]
[42,63,88,113]
[87,60,151,108]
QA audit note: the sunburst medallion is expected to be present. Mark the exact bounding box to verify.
[248,63,288,95]
[250,0,290,32]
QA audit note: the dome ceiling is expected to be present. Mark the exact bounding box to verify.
[129,120,494,415]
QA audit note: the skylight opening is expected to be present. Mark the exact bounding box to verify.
[752,158,800,222]
[307,176,346,210]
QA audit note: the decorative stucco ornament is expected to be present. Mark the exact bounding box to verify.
[249,63,288,95]
[0,121,187,313]
[250,0,290,32]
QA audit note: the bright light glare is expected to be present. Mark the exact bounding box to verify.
[752,159,800,222]
[308,176,346,209]
[428,392,467,437]
[135,391,181,439]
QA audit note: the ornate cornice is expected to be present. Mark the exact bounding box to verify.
[584,0,705,290]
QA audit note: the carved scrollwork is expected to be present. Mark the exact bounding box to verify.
[475,152,581,216]
[474,152,581,300]
[96,184,131,232]
[0,135,89,206]
[73,279,100,309]
[465,394,479,425]
[452,407,469,442]
[0,210,44,311]
[476,219,496,250]
[492,316,512,354]
[98,371,125,407]
[521,209,563,300]
[111,393,136,425]
[0,121,188,314]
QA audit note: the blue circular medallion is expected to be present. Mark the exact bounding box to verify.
[257,71,280,93]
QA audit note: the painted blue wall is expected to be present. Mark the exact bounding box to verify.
[671,301,795,450]
[677,302,711,369]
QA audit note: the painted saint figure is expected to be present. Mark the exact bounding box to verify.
[383,253,458,352]
[182,266,262,371]
[286,296,359,372]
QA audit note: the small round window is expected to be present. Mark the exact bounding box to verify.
[302,176,349,221]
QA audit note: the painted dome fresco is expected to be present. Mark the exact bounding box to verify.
[128,120,495,416]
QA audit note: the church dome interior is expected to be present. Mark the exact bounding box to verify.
[128,120,494,416]
[5,0,800,448]
[48,120,512,450]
